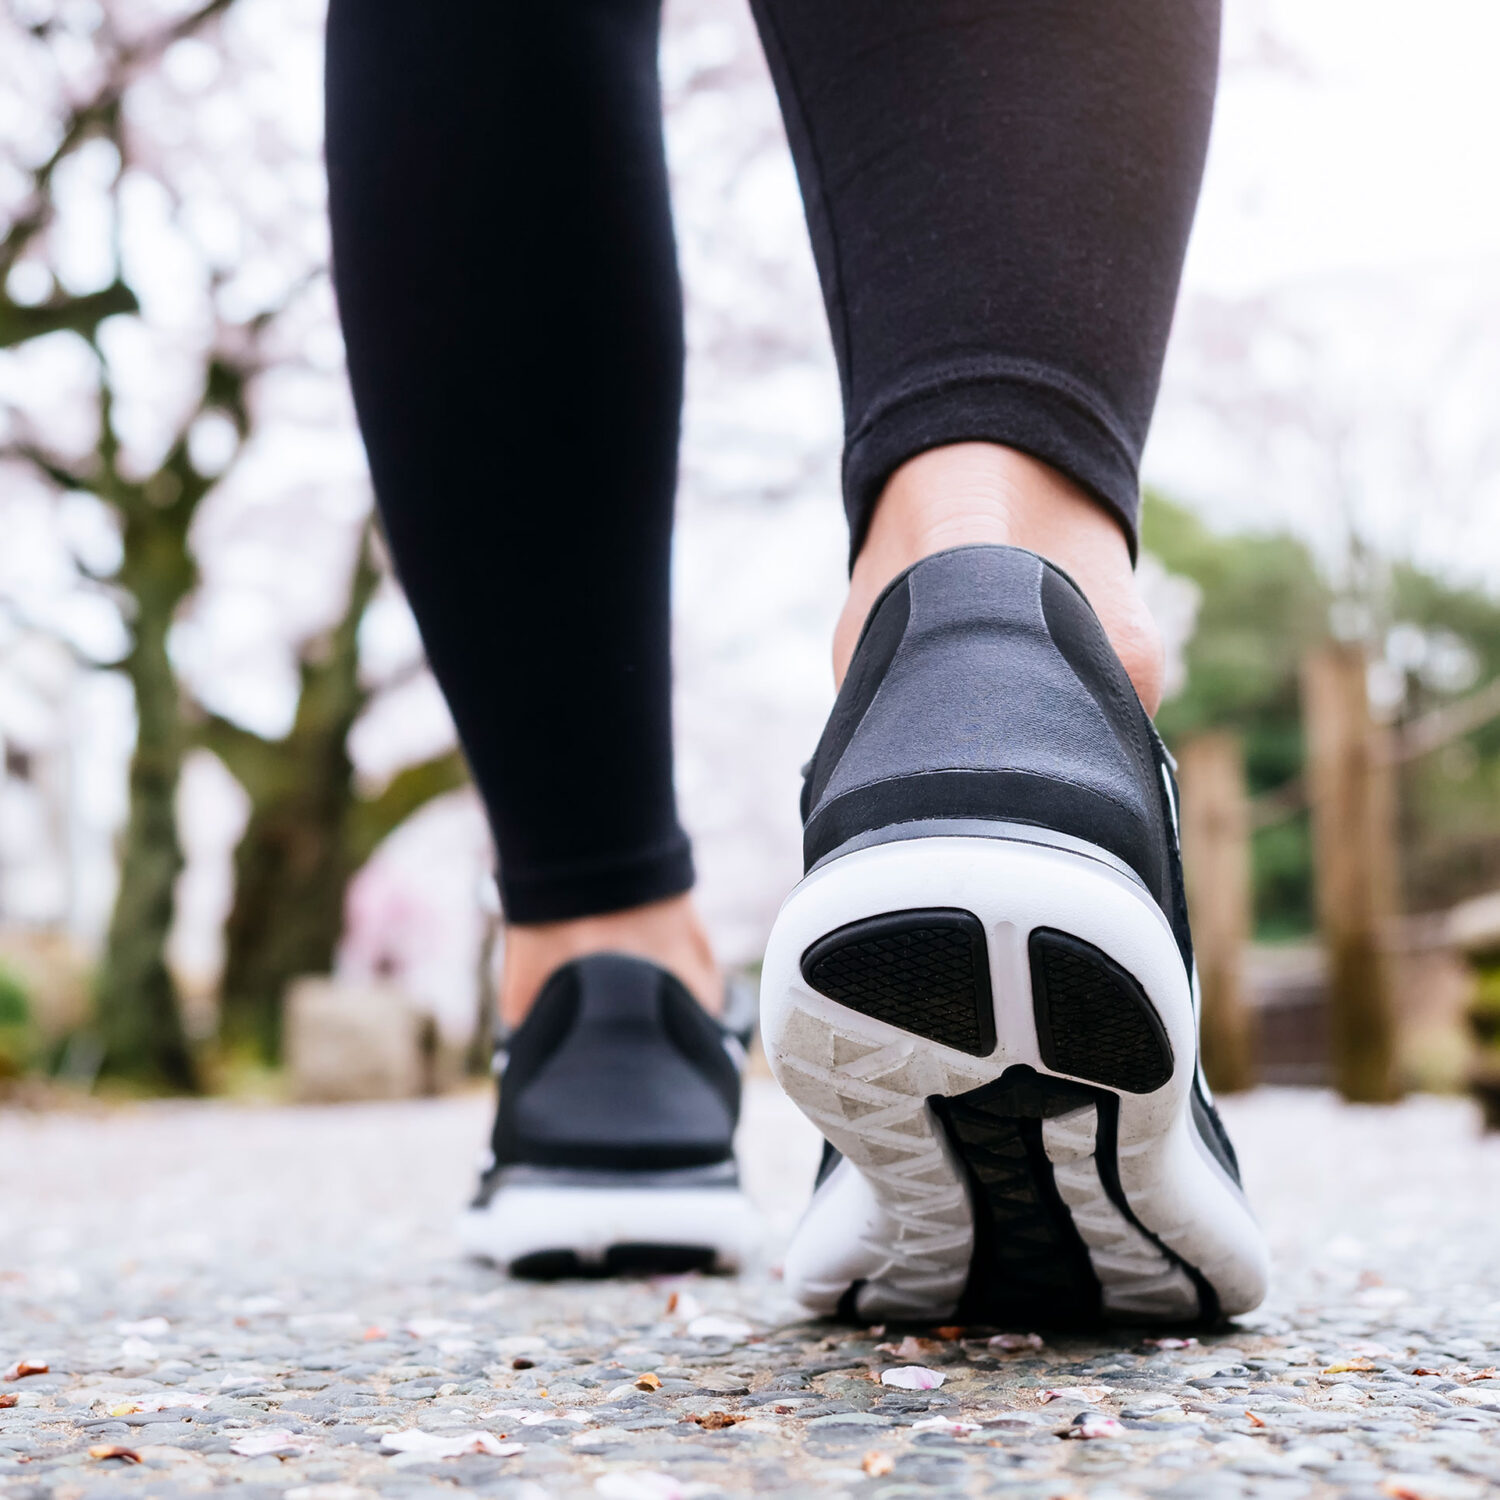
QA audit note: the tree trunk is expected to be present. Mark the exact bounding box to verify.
[218,744,356,1062]
[96,607,197,1091]
[215,533,471,1064]
[217,551,371,1062]
[1302,642,1402,1102]
[1176,731,1259,1093]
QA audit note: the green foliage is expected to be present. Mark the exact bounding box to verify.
[0,964,34,1077]
[1144,492,1500,930]
[0,965,29,1026]
[1142,492,1333,937]
[1386,565,1500,911]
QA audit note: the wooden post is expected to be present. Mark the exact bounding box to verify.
[1177,732,1259,1093]
[1301,642,1401,1102]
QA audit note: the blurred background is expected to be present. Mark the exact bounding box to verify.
[3,0,1500,1111]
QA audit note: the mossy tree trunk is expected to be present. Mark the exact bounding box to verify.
[92,363,250,1090]
[0,0,282,1092]
[97,575,195,1090]
[208,529,470,1063]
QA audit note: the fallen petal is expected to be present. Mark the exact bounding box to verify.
[403,1318,470,1339]
[1355,1287,1410,1308]
[2,1359,48,1381]
[862,1450,895,1476]
[230,1428,311,1457]
[635,1372,662,1391]
[115,1317,170,1339]
[910,1416,980,1436]
[1382,1478,1487,1500]
[685,1314,753,1341]
[381,1429,522,1458]
[1066,1414,1125,1440]
[1040,1385,1113,1405]
[595,1471,686,1500]
[665,1291,704,1322]
[117,1392,212,1413]
[880,1366,945,1390]
[1144,1336,1197,1350]
[518,1408,589,1425]
[988,1333,1044,1353]
[89,1445,141,1463]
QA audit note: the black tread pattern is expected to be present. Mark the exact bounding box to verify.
[932,1066,1101,1326]
[1030,929,1173,1094]
[800,909,995,1057]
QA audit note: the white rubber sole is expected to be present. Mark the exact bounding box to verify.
[459,1180,763,1276]
[761,834,1269,1324]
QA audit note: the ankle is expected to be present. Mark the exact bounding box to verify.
[836,443,1165,713]
[499,893,721,1029]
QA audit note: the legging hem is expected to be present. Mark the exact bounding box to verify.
[842,369,1143,568]
[499,837,696,924]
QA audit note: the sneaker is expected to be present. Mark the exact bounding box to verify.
[762,545,1268,1325]
[459,953,762,1276]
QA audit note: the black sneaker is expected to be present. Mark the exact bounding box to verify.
[459,953,762,1276]
[762,545,1267,1325]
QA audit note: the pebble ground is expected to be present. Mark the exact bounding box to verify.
[3,1082,1500,1500]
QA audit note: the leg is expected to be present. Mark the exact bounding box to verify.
[748,0,1219,709]
[755,0,1268,1325]
[324,0,716,1017]
[326,2,759,1276]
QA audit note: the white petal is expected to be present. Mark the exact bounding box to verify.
[230,1429,310,1457]
[685,1314,754,1341]
[910,1416,979,1435]
[595,1472,686,1500]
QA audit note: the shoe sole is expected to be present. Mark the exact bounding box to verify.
[761,833,1268,1326]
[458,1176,763,1278]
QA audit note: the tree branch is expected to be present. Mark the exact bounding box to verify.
[0,438,91,492]
[0,280,139,351]
[345,750,471,869]
[0,0,240,278]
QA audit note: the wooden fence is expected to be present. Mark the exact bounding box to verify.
[1178,640,1500,1101]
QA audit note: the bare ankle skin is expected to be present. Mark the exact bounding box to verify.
[499,892,722,1028]
[835,443,1165,713]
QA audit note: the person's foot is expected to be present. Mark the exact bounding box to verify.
[762,544,1268,1325]
[460,953,762,1276]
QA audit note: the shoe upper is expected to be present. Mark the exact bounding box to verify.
[804,545,1177,924]
[801,543,1241,1186]
[479,954,747,1193]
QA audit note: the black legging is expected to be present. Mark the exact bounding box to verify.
[325,0,1219,924]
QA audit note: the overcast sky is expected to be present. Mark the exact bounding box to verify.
[1150,0,1500,578]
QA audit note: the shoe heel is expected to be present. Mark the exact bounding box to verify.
[763,834,1269,1324]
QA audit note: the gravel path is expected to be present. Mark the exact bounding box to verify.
[3,1083,1500,1500]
